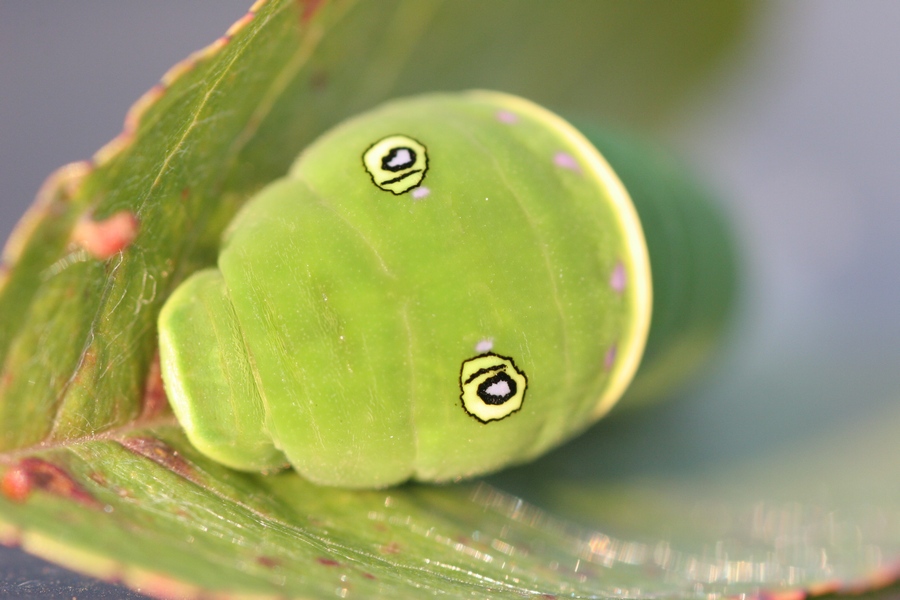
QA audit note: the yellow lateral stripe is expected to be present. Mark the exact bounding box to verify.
[466,90,653,419]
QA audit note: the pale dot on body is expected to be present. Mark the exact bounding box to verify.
[610,261,627,293]
[554,151,581,173]
[475,339,494,353]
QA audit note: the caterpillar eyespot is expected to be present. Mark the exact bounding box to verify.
[157,90,738,488]
[363,135,428,194]
[460,353,527,423]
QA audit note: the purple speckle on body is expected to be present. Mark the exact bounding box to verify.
[610,261,627,293]
[604,344,617,370]
[412,186,430,199]
[496,110,518,124]
[475,338,494,353]
[553,151,581,173]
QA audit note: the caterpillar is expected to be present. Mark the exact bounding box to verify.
[158,91,736,488]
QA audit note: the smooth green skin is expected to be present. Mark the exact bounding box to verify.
[159,92,651,487]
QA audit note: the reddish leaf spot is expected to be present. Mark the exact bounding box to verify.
[180,187,191,201]
[1,467,31,502]
[540,595,558,600]
[257,556,281,569]
[141,354,170,419]
[752,592,807,600]
[1,458,99,507]
[72,211,140,259]
[362,573,377,580]
[316,557,341,567]
[119,437,195,480]
[298,0,324,23]
[379,542,401,555]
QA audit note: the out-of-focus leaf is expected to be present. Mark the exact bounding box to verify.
[392,0,758,127]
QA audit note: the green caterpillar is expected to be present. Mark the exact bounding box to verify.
[158,91,736,488]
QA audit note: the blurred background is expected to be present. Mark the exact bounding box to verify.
[1,1,899,597]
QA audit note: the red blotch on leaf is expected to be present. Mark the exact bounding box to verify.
[72,211,140,259]
[88,472,108,487]
[379,541,401,555]
[119,436,195,480]
[298,0,324,23]
[753,592,806,600]
[257,556,281,569]
[1,467,30,502]
[2,458,99,507]
[140,354,170,419]
[316,557,341,567]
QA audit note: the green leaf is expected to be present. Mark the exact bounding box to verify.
[8,1,898,599]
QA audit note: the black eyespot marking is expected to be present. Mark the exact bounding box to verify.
[459,352,528,423]
[363,135,428,195]
[381,147,416,172]
[477,372,517,405]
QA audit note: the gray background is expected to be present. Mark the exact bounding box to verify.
[2,1,899,597]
